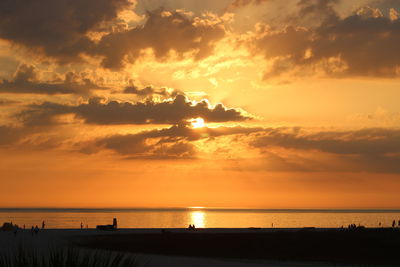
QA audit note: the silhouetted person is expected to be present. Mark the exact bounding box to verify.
[379,222,381,227]
[398,220,400,227]
[348,224,357,229]
[23,224,25,230]
[81,222,83,229]
[34,225,39,234]
[113,218,118,230]
[42,221,45,229]
[392,220,396,228]
[31,226,34,236]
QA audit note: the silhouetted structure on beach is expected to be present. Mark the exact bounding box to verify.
[1,222,20,231]
[96,218,118,231]
[1,222,14,231]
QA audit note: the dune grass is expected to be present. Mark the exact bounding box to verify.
[0,245,138,267]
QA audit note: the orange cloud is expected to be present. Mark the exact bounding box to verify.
[246,2,400,80]
[18,95,251,126]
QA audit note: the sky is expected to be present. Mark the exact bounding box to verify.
[1,0,400,209]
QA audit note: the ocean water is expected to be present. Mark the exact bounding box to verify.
[0,208,400,229]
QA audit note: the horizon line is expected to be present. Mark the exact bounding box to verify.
[1,207,400,212]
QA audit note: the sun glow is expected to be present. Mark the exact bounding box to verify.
[190,118,206,128]
[190,210,206,228]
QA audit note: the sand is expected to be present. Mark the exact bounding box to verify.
[1,228,397,266]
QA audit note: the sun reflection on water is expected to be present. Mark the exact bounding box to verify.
[190,210,206,228]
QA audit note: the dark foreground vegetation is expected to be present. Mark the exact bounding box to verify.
[75,228,400,265]
[0,246,137,267]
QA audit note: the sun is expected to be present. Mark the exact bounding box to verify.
[190,118,206,128]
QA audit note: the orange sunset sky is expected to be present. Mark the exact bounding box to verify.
[1,0,400,208]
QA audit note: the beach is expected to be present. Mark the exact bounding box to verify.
[1,227,400,266]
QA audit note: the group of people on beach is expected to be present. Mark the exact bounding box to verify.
[391,220,400,228]
[188,224,196,230]
[28,220,45,236]
[347,224,360,229]
[346,220,400,229]
[30,225,40,235]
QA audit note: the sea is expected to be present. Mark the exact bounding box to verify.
[1,208,400,229]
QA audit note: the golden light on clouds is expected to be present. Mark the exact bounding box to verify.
[0,0,400,209]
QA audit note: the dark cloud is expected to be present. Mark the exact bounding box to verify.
[96,133,197,159]
[0,55,19,76]
[293,0,339,25]
[0,2,225,69]
[0,64,106,95]
[89,124,400,172]
[368,0,400,13]
[91,123,260,158]
[123,82,180,98]
[0,125,19,146]
[0,125,24,146]
[0,123,80,150]
[0,0,131,64]
[0,99,18,106]
[250,1,400,79]
[18,95,252,126]
[95,9,226,69]
[228,0,270,8]
[251,127,400,155]
[250,127,400,173]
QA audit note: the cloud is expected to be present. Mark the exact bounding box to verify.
[0,0,132,64]
[228,0,270,8]
[249,127,400,173]
[0,64,106,95]
[0,125,25,146]
[94,9,226,69]
[123,82,181,98]
[18,95,252,126]
[251,127,400,155]
[95,133,197,159]
[4,112,400,172]
[248,1,400,79]
[88,124,400,172]
[89,123,260,158]
[0,99,18,106]
[0,2,225,69]
[292,0,339,24]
